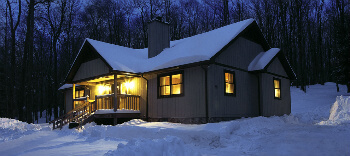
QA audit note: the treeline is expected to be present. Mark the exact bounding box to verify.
[0,0,349,123]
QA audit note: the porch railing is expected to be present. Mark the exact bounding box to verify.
[95,94,140,110]
[118,94,140,110]
[50,94,140,130]
[49,101,96,129]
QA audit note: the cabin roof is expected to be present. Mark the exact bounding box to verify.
[248,48,296,79]
[248,48,281,71]
[66,18,296,83]
[83,19,255,73]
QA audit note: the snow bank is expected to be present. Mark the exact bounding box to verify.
[291,82,350,124]
[319,96,350,125]
[0,118,46,132]
[0,118,49,142]
[104,136,200,156]
[1,83,350,156]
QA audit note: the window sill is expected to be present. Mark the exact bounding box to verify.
[224,93,236,97]
[158,94,184,99]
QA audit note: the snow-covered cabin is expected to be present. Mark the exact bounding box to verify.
[56,18,295,127]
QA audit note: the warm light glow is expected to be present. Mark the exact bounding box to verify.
[225,72,234,94]
[125,81,135,90]
[225,73,233,83]
[274,79,281,98]
[274,80,280,88]
[275,89,280,98]
[172,74,182,84]
[172,84,181,94]
[159,73,183,96]
[97,84,111,95]
[122,80,135,94]
[171,74,182,95]
[226,83,234,93]
[161,86,170,95]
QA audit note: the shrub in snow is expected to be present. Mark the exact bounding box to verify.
[319,96,350,125]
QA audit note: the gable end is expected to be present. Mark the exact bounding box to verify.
[65,40,113,83]
[210,21,270,62]
[264,52,296,80]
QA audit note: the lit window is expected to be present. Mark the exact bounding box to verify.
[274,78,281,99]
[159,72,183,97]
[75,90,84,98]
[225,71,235,96]
[160,76,171,95]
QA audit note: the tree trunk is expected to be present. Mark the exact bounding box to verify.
[53,38,58,118]
[26,0,35,123]
[7,0,22,119]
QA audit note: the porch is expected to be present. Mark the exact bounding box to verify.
[53,73,146,129]
[71,73,145,113]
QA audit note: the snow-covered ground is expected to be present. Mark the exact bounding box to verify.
[1,82,349,156]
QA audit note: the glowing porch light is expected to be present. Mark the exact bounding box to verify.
[97,84,111,95]
[125,81,134,89]
[123,81,135,94]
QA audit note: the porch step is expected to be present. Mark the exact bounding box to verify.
[69,122,79,129]
[49,101,96,129]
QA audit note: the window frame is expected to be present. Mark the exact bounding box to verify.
[224,70,236,96]
[273,77,281,99]
[157,71,184,98]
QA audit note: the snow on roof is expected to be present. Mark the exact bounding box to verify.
[58,84,80,90]
[86,18,255,73]
[248,48,280,71]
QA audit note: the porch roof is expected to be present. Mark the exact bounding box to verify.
[248,48,296,80]
[58,84,81,90]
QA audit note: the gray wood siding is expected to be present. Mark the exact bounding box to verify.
[260,73,291,116]
[147,66,206,118]
[73,59,109,82]
[267,58,288,77]
[65,90,73,113]
[215,37,264,70]
[207,64,259,117]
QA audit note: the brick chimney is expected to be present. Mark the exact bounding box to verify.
[148,17,170,58]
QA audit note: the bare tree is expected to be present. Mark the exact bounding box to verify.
[6,0,21,119]
[45,0,67,118]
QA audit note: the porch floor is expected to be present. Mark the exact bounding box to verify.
[93,109,141,121]
[94,109,140,114]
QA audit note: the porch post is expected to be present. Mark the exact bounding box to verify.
[73,84,75,109]
[114,73,119,112]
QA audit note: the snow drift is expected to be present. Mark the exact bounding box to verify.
[319,96,350,125]
[0,84,349,155]
[104,136,200,156]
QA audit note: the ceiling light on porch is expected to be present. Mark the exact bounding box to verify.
[125,81,134,90]
[97,84,111,95]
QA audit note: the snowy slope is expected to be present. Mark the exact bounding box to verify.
[0,83,349,156]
